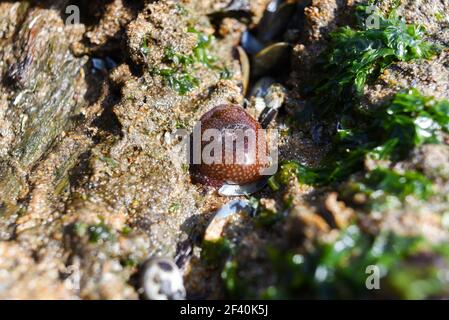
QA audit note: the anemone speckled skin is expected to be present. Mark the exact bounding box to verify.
[191,105,269,188]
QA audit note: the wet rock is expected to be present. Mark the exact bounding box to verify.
[412,145,449,181]
[0,2,88,206]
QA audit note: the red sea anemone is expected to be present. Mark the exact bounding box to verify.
[191,104,269,188]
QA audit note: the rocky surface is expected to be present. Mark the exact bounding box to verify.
[0,0,449,300]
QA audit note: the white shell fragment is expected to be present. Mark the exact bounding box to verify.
[204,199,254,241]
[258,84,286,128]
[218,177,269,196]
[140,257,186,300]
[215,199,254,219]
[264,84,286,111]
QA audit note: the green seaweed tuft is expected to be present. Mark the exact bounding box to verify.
[309,4,440,117]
